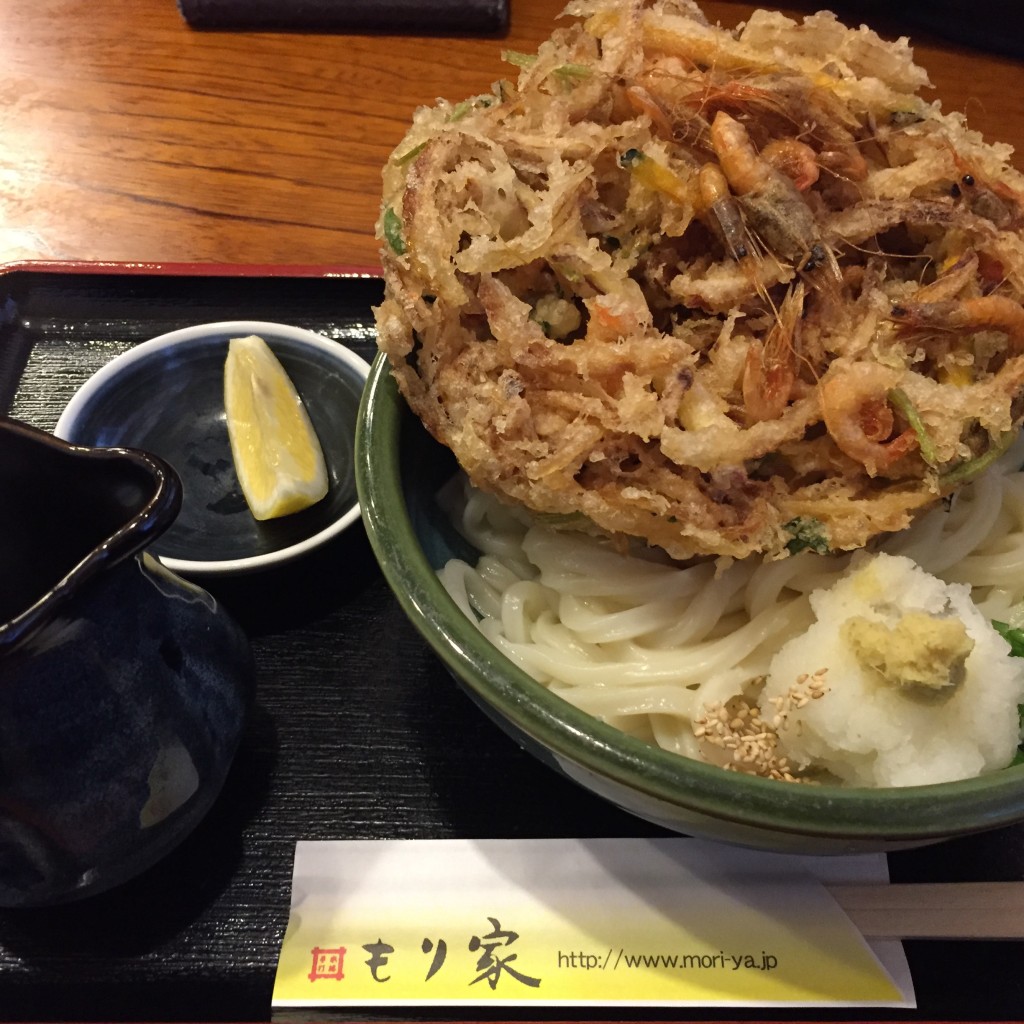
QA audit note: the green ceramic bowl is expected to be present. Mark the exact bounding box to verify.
[355,353,1024,854]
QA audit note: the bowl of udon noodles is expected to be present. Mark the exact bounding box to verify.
[357,0,1024,853]
[356,354,1024,855]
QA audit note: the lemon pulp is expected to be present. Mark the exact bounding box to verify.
[224,335,329,520]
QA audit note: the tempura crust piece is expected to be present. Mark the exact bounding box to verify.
[375,0,1024,561]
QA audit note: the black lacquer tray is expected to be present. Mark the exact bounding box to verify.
[1,263,1023,1023]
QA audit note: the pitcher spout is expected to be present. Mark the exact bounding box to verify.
[0,417,182,649]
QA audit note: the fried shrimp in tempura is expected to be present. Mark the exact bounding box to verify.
[374,0,1024,561]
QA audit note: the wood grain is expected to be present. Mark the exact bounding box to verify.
[1,0,1023,271]
[829,882,1024,939]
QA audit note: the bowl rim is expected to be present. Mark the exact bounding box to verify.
[356,351,1024,844]
[55,319,371,576]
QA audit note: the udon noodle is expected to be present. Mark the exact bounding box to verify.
[438,438,1024,779]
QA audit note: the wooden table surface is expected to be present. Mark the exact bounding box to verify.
[1,0,1022,273]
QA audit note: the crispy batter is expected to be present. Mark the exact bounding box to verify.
[374,0,1024,561]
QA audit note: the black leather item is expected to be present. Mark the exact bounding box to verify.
[177,0,509,35]
[818,0,1024,59]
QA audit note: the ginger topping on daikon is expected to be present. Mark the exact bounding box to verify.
[843,611,975,695]
[224,334,328,520]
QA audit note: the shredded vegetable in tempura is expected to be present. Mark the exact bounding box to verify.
[375,0,1024,561]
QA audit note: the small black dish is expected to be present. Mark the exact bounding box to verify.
[55,320,370,575]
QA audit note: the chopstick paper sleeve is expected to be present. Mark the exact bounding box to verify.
[177,0,509,35]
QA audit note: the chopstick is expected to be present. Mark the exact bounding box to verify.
[827,882,1024,939]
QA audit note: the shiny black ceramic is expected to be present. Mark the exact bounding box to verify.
[0,418,254,906]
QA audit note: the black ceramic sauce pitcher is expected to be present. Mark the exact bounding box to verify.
[0,418,253,906]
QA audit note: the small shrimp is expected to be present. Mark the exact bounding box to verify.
[690,76,795,125]
[710,113,814,256]
[629,64,712,144]
[890,293,1024,353]
[910,250,979,303]
[742,283,805,423]
[804,88,868,183]
[710,111,839,287]
[947,149,1024,229]
[697,78,866,183]
[955,175,1016,229]
[697,162,752,261]
[820,363,918,476]
[709,110,778,197]
[817,146,869,183]
[696,161,789,308]
[625,84,676,142]
[658,72,866,185]
[760,138,819,192]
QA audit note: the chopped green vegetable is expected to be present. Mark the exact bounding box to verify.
[445,94,498,122]
[502,49,536,69]
[382,206,406,256]
[501,50,588,89]
[553,63,592,85]
[887,387,939,467]
[940,430,1016,488]
[993,620,1024,657]
[394,140,427,166]
[620,148,644,168]
[992,621,1024,767]
[783,516,830,555]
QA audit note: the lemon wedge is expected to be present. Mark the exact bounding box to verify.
[224,334,329,520]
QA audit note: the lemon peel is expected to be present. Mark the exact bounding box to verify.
[224,334,328,520]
